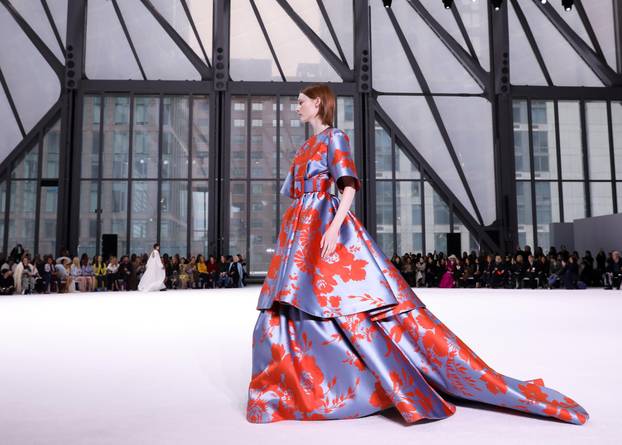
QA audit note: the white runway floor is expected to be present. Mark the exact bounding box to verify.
[0,286,619,445]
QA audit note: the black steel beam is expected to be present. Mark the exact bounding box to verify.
[82,79,211,94]
[574,0,606,63]
[212,0,230,89]
[354,0,373,231]
[180,0,211,67]
[316,0,349,68]
[249,0,286,82]
[450,3,478,63]
[139,0,211,80]
[491,0,518,252]
[374,101,500,253]
[40,0,66,58]
[535,0,621,86]
[510,0,553,86]
[512,85,622,100]
[63,0,88,256]
[386,7,484,226]
[406,0,488,92]
[0,67,26,137]
[274,0,354,81]
[0,0,64,79]
[111,0,147,80]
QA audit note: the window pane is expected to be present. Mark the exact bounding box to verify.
[191,182,209,256]
[396,144,420,180]
[618,183,622,213]
[376,181,394,255]
[103,96,130,178]
[8,181,37,254]
[192,97,210,178]
[590,182,613,217]
[81,95,100,178]
[132,97,160,179]
[160,181,188,255]
[513,100,530,179]
[375,121,392,179]
[249,181,276,274]
[516,181,534,249]
[162,96,189,179]
[38,186,58,255]
[396,181,422,254]
[611,101,622,179]
[535,182,559,250]
[42,119,61,178]
[131,181,158,255]
[250,98,276,178]
[586,102,611,180]
[78,180,98,257]
[12,145,39,179]
[558,101,583,179]
[101,181,128,256]
[230,97,247,178]
[535,182,560,225]
[424,182,449,254]
[531,101,557,179]
[229,180,247,262]
[562,182,585,221]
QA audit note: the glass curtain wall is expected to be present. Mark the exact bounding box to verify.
[513,99,619,251]
[374,119,478,256]
[0,119,61,257]
[78,94,209,258]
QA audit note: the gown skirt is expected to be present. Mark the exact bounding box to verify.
[246,127,588,425]
[246,196,589,425]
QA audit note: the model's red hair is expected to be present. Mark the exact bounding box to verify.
[301,84,335,126]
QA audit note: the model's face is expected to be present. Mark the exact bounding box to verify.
[296,93,320,123]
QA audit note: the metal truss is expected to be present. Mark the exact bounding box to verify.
[385,6,484,226]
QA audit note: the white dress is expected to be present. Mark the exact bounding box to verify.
[138,250,166,292]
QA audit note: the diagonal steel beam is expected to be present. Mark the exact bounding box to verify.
[0,0,63,79]
[316,0,349,68]
[111,0,147,80]
[574,0,606,63]
[0,66,26,137]
[179,0,211,67]
[374,101,500,253]
[510,0,553,86]
[274,0,353,81]
[534,0,621,86]
[450,3,478,63]
[138,0,211,80]
[249,0,286,81]
[386,7,484,226]
[406,0,488,92]
[40,0,65,58]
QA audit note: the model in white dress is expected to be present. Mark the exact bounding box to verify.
[138,244,166,292]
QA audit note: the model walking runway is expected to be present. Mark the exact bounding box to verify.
[246,84,588,426]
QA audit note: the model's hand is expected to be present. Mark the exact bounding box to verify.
[320,224,339,258]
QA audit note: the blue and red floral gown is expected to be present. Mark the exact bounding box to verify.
[246,127,588,425]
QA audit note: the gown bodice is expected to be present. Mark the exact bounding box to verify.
[258,127,425,319]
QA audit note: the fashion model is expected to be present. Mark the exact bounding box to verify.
[246,84,588,425]
[138,243,166,292]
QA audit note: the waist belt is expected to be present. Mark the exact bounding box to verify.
[293,177,333,197]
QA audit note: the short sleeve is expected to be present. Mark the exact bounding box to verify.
[327,129,361,192]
